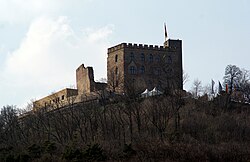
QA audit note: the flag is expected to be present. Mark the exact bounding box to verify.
[212,79,215,94]
[218,81,223,93]
[164,23,168,40]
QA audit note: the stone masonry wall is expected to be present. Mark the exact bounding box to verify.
[76,64,95,94]
[107,39,183,94]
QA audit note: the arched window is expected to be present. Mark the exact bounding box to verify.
[141,53,145,62]
[116,80,119,87]
[157,81,162,89]
[115,67,118,75]
[129,66,136,74]
[149,54,153,62]
[155,56,160,62]
[167,68,173,77]
[115,55,118,62]
[167,56,172,64]
[140,66,145,74]
[154,68,161,76]
[130,52,134,61]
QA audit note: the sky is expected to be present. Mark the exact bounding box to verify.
[1,0,250,108]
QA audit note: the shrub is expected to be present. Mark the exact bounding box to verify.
[28,144,42,159]
[122,144,136,158]
[83,144,107,161]
[62,146,83,162]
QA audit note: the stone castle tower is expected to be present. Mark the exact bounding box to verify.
[107,38,182,94]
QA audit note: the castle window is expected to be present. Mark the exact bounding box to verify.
[155,56,160,62]
[167,68,173,77]
[130,52,134,61]
[140,66,145,74]
[115,55,118,62]
[141,53,145,62]
[115,67,118,76]
[158,69,161,76]
[116,80,119,87]
[129,66,136,74]
[62,95,65,100]
[167,56,172,64]
[157,81,162,89]
[149,54,153,62]
[115,67,118,74]
[154,68,161,76]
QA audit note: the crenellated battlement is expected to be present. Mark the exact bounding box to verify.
[108,43,165,53]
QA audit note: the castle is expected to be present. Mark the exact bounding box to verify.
[107,39,182,94]
[33,28,183,110]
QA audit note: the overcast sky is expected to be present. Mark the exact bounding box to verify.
[1,0,250,108]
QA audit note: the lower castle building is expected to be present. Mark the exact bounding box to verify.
[33,64,107,110]
[34,30,183,110]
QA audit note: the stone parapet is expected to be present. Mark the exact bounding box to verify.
[108,43,166,53]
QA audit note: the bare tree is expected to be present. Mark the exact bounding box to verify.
[192,79,202,98]
[0,105,22,147]
[223,65,242,94]
[107,67,124,93]
[238,69,250,90]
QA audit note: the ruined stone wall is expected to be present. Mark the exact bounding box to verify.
[76,64,107,94]
[76,64,95,94]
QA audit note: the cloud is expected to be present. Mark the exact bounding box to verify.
[2,16,113,108]
[83,26,114,43]
[0,0,92,23]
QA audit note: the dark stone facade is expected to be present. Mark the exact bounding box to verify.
[107,39,182,94]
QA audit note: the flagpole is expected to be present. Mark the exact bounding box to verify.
[164,23,168,41]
